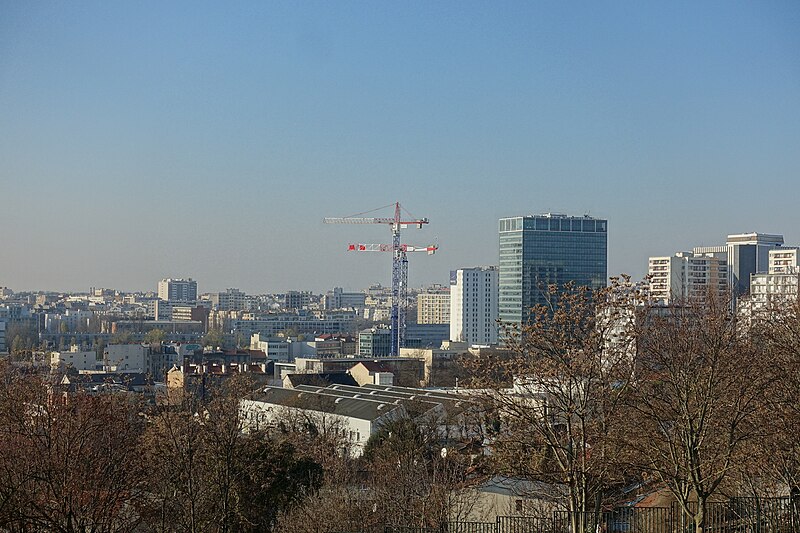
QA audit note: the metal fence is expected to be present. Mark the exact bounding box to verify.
[344,497,800,533]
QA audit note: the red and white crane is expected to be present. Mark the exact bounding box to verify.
[324,202,438,356]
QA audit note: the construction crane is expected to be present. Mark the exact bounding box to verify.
[324,202,437,357]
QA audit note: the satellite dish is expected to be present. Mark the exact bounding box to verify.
[440,447,448,459]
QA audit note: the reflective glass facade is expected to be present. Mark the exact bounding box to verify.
[499,215,607,326]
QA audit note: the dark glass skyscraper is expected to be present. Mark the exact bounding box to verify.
[498,213,608,327]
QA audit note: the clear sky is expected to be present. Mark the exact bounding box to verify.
[2,1,799,294]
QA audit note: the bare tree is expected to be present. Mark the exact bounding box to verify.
[141,375,324,532]
[463,278,639,532]
[0,363,147,532]
[625,296,774,532]
[744,297,800,504]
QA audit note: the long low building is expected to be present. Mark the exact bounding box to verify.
[239,383,482,456]
[240,386,406,456]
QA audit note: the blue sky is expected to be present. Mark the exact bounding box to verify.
[1,1,799,293]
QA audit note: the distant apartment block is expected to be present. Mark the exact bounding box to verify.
[694,233,784,296]
[450,266,499,345]
[158,278,198,302]
[416,286,450,325]
[648,252,728,305]
[211,288,248,311]
[284,291,312,311]
[51,346,101,372]
[324,287,367,311]
[230,311,356,338]
[743,248,800,317]
[104,344,149,373]
[768,248,800,274]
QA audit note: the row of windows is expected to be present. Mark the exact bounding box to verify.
[499,217,608,233]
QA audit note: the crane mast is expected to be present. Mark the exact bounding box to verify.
[324,202,437,357]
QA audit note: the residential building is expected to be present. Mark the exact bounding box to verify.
[499,214,607,328]
[323,287,367,311]
[0,317,6,353]
[768,247,800,274]
[157,278,198,302]
[171,305,210,331]
[284,291,311,311]
[416,286,450,325]
[51,346,102,372]
[43,309,93,333]
[348,361,395,386]
[110,320,205,336]
[229,311,356,338]
[694,233,784,296]
[212,288,248,311]
[249,334,290,362]
[104,344,149,373]
[449,266,499,345]
[741,248,800,321]
[648,252,729,305]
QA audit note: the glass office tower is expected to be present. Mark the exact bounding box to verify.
[498,214,608,327]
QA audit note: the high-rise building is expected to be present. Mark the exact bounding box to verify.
[498,214,607,327]
[694,233,784,296]
[416,286,451,325]
[648,252,729,305]
[157,278,198,303]
[449,267,499,345]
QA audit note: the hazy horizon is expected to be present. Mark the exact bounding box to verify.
[2,2,799,294]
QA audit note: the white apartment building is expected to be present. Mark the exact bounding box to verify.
[104,344,149,372]
[743,248,800,318]
[157,278,198,302]
[416,289,450,325]
[648,252,729,305]
[213,288,248,311]
[51,346,102,372]
[768,247,800,274]
[694,233,784,296]
[449,266,499,345]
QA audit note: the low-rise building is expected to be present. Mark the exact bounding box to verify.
[104,344,149,373]
[240,386,406,456]
[51,346,102,372]
[349,361,394,386]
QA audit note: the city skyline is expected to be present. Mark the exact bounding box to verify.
[2,2,799,293]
